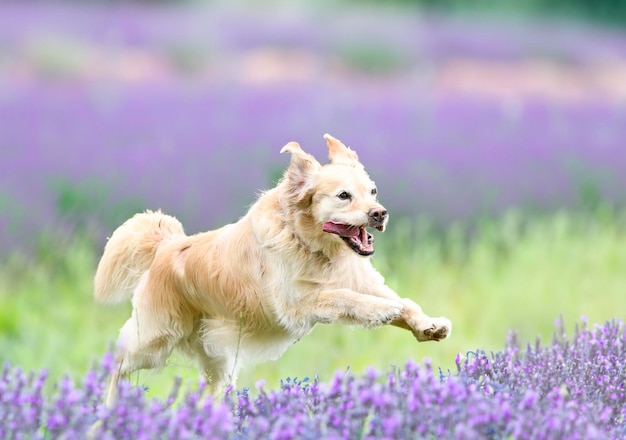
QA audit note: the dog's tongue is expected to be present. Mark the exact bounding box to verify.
[322,222,360,237]
[323,221,374,254]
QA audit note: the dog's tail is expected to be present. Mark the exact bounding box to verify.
[94,210,185,304]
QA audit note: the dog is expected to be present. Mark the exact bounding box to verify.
[94,134,451,404]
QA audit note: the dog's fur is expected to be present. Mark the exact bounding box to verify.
[94,134,451,404]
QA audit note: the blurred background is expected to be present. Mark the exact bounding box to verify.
[1,0,626,395]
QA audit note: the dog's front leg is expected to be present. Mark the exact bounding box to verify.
[390,297,451,342]
[362,285,452,342]
[311,289,404,328]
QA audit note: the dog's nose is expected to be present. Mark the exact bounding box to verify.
[368,207,388,224]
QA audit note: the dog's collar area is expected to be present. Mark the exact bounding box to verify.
[322,221,374,256]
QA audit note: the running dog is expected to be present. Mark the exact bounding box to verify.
[94,134,451,404]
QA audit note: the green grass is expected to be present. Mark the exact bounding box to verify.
[2,209,625,397]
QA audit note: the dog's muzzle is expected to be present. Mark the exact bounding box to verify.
[323,207,388,256]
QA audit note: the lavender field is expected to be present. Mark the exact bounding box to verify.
[1,3,626,252]
[2,319,626,438]
[1,2,626,438]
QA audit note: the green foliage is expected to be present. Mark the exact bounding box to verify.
[352,0,626,25]
[51,177,146,234]
[164,42,212,75]
[0,191,26,234]
[1,209,625,397]
[266,165,285,187]
[24,36,92,79]
[0,233,127,381]
[333,42,410,75]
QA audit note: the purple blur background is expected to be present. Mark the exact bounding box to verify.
[1,2,626,254]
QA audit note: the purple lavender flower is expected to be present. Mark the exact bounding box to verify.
[2,4,626,254]
[1,319,625,438]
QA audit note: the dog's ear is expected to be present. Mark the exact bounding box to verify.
[280,141,321,202]
[324,133,361,167]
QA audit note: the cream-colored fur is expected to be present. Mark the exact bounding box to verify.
[94,134,451,405]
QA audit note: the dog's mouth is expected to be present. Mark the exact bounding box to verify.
[322,221,376,256]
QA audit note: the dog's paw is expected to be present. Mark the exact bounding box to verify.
[412,317,452,342]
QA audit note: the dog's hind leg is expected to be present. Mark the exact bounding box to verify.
[105,308,183,407]
[193,354,235,408]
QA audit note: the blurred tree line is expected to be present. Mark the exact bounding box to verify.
[42,0,626,25]
[375,0,626,25]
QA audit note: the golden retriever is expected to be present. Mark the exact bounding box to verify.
[94,134,451,404]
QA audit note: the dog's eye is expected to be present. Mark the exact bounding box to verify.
[371,188,377,196]
[337,191,352,201]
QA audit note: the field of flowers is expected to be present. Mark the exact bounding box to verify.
[2,2,626,438]
[1,2,626,253]
[2,319,625,438]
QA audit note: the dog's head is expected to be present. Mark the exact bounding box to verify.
[279,134,388,257]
